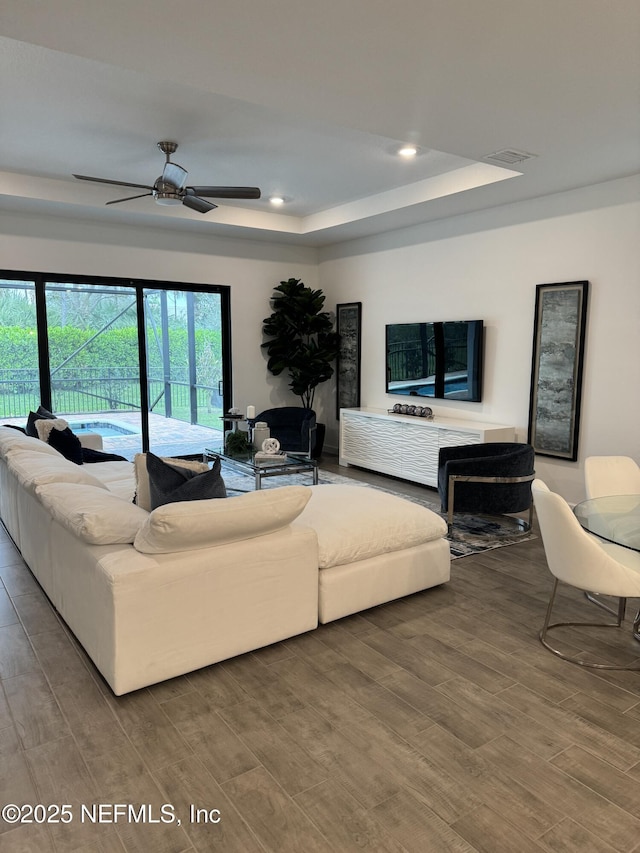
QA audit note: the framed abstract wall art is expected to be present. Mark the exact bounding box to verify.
[527,281,589,460]
[336,302,362,417]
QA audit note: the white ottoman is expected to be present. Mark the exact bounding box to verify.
[294,484,451,623]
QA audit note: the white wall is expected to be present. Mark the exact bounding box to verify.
[0,210,318,417]
[319,175,640,503]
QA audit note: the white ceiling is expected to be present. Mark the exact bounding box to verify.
[1,0,639,246]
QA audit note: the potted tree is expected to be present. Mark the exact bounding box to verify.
[262,278,340,456]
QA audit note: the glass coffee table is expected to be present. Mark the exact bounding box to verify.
[204,446,318,490]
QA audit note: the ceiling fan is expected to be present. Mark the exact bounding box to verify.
[73,141,261,213]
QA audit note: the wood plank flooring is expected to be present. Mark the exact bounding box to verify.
[1,459,640,852]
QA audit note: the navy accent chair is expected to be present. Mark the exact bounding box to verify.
[437,442,535,535]
[255,407,317,458]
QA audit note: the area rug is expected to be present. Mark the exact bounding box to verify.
[219,463,535,559]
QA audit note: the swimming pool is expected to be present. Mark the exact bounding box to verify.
[68,420,139,438]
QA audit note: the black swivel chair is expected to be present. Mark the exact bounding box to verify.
[437,442,535,535]
[255,407,318,458]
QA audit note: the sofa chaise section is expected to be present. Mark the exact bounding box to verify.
[295,484,450,623]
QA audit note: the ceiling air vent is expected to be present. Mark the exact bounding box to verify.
[484,148,537,165]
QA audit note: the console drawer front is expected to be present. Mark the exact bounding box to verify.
[341,414,404,470]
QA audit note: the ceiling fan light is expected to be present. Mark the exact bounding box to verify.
[154,192,182,206]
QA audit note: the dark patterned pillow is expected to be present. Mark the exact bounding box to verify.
[46,425,84,465]
[146,452,227,510]
[26,408,55,437]
[36,405,56,419]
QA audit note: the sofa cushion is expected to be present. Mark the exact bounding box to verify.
[294,484,448,569]
[0,427,63,458]
[7,450,109,493]
[36,482,149,544]
[2,423,26,434]
[134,485,311,554]
[134,452,225,511]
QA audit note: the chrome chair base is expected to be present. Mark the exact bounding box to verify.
[446,473,534,537]
[585,591,625,618]
[584,593,640,641]
[540,579,640,670]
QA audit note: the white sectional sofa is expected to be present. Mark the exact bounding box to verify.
[0,426,450,695]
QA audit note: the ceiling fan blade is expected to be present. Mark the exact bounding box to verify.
[162,162,188,190]
[73,174,154,191]
[105,193,153,205]
[187,186,261,199]
[182,195,218,214]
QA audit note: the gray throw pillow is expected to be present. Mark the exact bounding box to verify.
[146,452,227,510]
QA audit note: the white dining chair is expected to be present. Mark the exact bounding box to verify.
[531,479,640,670]
[583,455,640,619]
[584,455,640,498]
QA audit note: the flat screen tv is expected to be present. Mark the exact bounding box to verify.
[385,320,484,401]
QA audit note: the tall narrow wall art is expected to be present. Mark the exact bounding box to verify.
[528,281,589,460]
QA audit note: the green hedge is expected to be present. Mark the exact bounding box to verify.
[0,326,222,378]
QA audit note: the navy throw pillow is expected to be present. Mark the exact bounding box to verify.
[47,426,84,465]
[146,452,227,510]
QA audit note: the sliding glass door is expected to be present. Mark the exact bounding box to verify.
[0,271,230,459]
[143,288,226,456]
[45,281,144,456]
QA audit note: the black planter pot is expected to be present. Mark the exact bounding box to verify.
[312,423,326,459]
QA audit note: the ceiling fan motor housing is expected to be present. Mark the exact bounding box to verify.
[153,177,183,205]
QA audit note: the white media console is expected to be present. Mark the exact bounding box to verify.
[339,407,516,488]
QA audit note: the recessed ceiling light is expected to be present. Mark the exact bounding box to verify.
[269,196,285,206]
[398,145,418,158]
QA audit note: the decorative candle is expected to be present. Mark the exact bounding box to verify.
[246,405,255,419]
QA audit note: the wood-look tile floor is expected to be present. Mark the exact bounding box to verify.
[1,459,640,852]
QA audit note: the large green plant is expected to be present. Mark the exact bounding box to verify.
[262,278,340,410]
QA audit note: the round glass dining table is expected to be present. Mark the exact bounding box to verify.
[574,494,640,552]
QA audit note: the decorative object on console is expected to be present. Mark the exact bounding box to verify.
[336,302,362,418]
[528,280,589,461]
[389,403,433,419]
[262,437,281,454]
